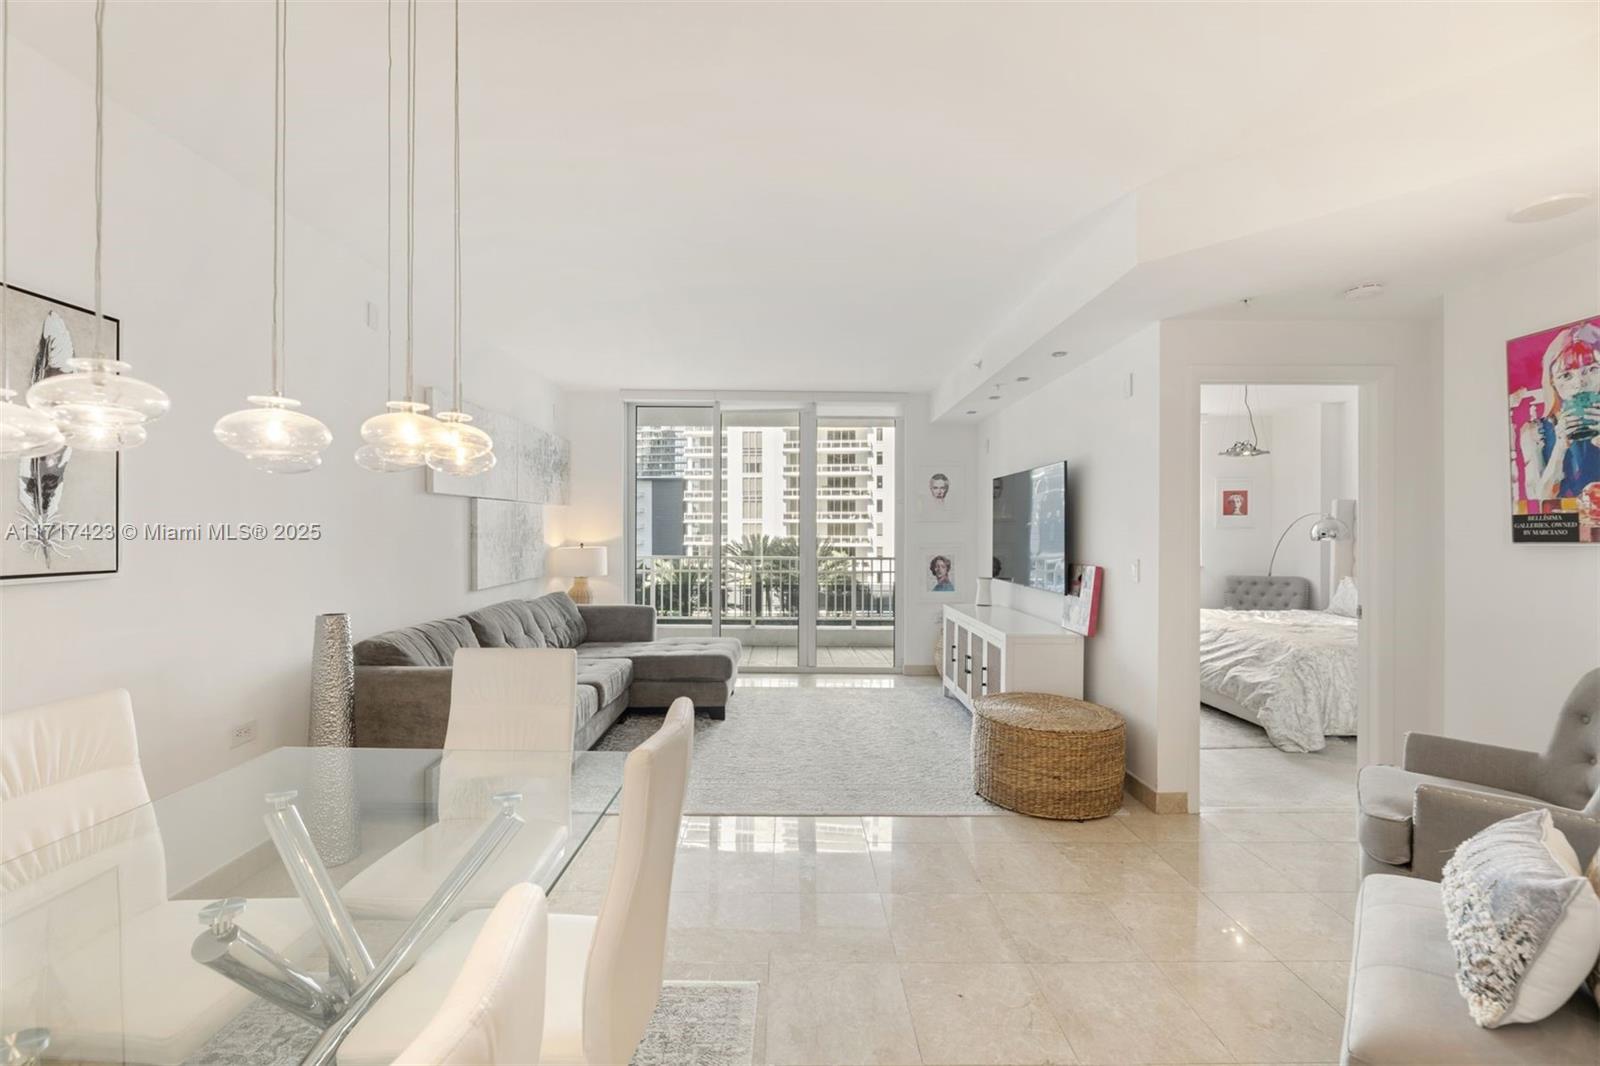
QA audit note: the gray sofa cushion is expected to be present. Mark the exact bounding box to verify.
[1358,764,1530,867]
[577,657,633,709]
[461,600,547,649]
[1342,874,1599,1064]
[529,593,587,649]
[579,638,741,682]
[354,617,479,667]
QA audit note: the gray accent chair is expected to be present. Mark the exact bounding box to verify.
[1223,574,1311,610]
[1356,668,1600,880]
[352,592,740,751]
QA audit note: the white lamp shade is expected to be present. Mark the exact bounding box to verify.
[548,544,608,578]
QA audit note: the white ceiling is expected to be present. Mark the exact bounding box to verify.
[12,1,1597,394]
[1200,384,1357,417]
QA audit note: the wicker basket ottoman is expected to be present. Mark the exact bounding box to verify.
[972,692,1126,819]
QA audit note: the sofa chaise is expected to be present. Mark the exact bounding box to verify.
[351,592,739,751]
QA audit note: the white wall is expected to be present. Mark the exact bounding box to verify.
[1441,241,1600,750]
[554,390,975,671]
[0,42,562,798]
[979,327,1164,787]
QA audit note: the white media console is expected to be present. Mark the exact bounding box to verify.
[940,603,1085,711]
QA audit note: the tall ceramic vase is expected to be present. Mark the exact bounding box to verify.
[307,613,359,864]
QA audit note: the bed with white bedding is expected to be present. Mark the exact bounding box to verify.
[1199,602,1359,753]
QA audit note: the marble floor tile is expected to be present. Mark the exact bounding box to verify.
[1031,962,1231,1064]
[672,846,778,894]
[1117,812,1226,844]
[767,893,897,964]
[1159,960,1346,1063]
[869,842,984,893]
[899,963,1076,1065]
[1286,958,1353,1015]
[1314,891,1360,921]
[964,842,1094,893]
[765,959,922,1066]
[1207,893,1355,962]
[989,893,1143,963]
[862,816,960,844]
[883,893,1021,963]
[667,892,798,963]
[1055,844,1194,893]
[1243,841,1363,892]
[1201,812,1324,843]
[1101,892,1273,962]
[1290,812,1361,843]
[950,814,1137,845]
[773,848,882,893]
[1155,842,1301,893]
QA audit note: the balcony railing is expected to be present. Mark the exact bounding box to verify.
[636,554,895,627]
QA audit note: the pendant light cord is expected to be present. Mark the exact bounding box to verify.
[403,0,416,403]
[451,0,462,409]
[1244,384,1260,448]
[1,0,9,393]
[92,0,105,362]
[270,0,286,396]
[384,0,393,402]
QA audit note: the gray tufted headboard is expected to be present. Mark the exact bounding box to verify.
[1224,575,1311,611]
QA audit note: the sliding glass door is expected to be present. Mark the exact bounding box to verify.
[629,402,898,672]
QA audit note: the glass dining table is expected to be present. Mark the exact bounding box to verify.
[0,746,626,1066]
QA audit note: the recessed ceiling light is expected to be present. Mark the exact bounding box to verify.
[1343,282,1385,301]
[1507,193,1593,224]
[1016,375,1031,382]
[1050,350,1068,359]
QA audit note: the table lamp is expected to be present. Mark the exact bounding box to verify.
[549,543,608,604]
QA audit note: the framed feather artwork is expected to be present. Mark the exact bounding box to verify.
[1,285,120,582]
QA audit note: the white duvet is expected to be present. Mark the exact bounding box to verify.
[1199,608,1358,752]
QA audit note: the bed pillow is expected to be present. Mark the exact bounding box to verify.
[1441,808,1600,1027]
[1327,577,1359,617]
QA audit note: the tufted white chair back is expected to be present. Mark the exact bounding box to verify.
[445,648,576,753]
[393,883,550,1066]
[581,698,694,1066]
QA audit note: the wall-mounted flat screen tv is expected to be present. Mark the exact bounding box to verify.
[992,461,1068,594]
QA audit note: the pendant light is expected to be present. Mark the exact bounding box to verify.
[1218,384,1270,458]
[426,0,494,477]
[26,0,169,450]
[0,0,65,460]
[357,0,440,472]
[213,0,331,473]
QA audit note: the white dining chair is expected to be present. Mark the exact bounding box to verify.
[391,883,549,1066]
[0,690,314,1065]
[342,649,579,921]
[340,698,695,1066]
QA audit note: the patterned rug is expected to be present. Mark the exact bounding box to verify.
[596,679,1005,815]
[185,980,758,1065]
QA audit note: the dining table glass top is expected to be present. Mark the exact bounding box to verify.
[0,746,626,1065]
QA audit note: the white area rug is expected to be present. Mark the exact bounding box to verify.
[597,679,1004,815]
[186,981,758,1066]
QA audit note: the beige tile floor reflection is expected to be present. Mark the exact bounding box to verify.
[547,801,1360,1065]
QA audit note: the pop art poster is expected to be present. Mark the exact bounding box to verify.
[1507,315,1600,544]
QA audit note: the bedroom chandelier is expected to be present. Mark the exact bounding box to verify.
[358,0,443,473]
[26,0,170,451]
[0,0,65,460]
[1218,384,1269,458]
[213,0,333,473]
[424,0,495,477]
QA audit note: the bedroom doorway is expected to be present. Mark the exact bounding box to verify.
[1197,383,1361,809]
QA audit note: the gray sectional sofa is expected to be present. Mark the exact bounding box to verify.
[351,592,740,751]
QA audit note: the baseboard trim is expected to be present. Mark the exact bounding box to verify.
[902,665,938,677]
[1124,772,1189,815]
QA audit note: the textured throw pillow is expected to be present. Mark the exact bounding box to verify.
[1327,576,1359,617]
[1441,808,1600,1027]
[1587,851,1600,1007]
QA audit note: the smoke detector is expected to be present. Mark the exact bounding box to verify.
[1508,193,1592,224]
[1342,282,1385,301]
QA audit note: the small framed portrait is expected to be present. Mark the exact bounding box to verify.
[1214,478,1254,529]
[921,545,959,595]
[915,462,967,522]
[1062,564,1103,636]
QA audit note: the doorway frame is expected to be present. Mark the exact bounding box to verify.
[1172,363,1398,812]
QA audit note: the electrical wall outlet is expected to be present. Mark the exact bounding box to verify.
[230,720,257,749]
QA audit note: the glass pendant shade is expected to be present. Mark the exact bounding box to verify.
[0,390,66,459]
[26,358,170,451]
[425,410,494,476]
[357,400,439,471]
[213,395,332,473]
